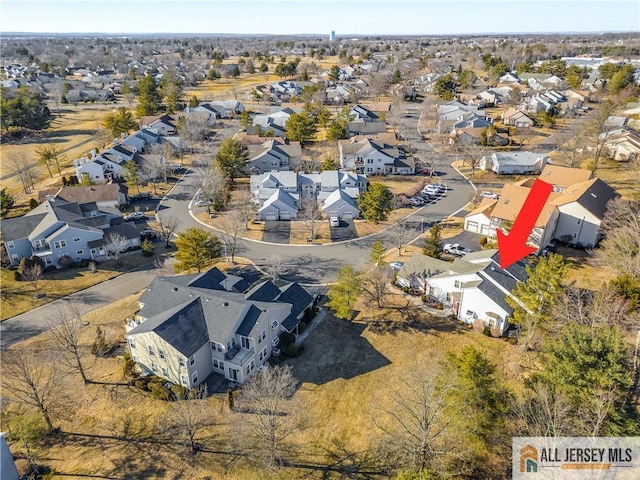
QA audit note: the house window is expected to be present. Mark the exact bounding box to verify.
[179,357,185,368]
[576,219,581,224]
[271,320,279,329]
[133,355,138,363]
[76,250,84,255]
[33,239,46,249]
[213,359,225,371]
[53,240,67,249]
[161,367,168,377]
[454,280,461,288]
[148,345,155,356]
[192,371,198,384]
[272,336,280,347]
[259,347,267,362]
[241,337,250,349]
[6,241,14,249]
[158,348,165,360]
[181,375,188,386]
[151,362,157,373]
[73,237,81,242]
[45,257,52,265]
[129,339,136,349]
[189,355,195,366]
[226,338,236,351]
[258,330,266,344]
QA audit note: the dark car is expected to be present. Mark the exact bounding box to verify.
[130,193,151,201]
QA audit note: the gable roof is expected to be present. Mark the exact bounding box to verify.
[491,184,559,227]
[37,184,124,205]
[128,297,208,357]
[0,213,47,241]
[539,165,593,189]
[245,280,282,302]
[552,178,618,218]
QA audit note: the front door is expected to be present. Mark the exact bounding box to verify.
[229,368,238,382]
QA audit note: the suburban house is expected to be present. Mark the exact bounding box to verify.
[0,198,122,268]
[38,183,128,209]
[250,170,367,220]
[338,136,415,175]
[139,114,180,136]
[396,250,527,334]
[499,72,521,84]
[349,104,380,122]
[464,166,617,251]
[74,142,139,183]
[243,138,302,174]
[603,127,640,162]
[125,267,315,387]
[250,108,297,137]
[479,151,549,175]
[518,73,564,91]
[347,118,388,137]
[436,100,490,133]
[501,108,535,128]
[449,127,509,146]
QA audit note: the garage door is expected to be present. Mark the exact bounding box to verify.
[466,221,479,232]
[265,213,277,220]
[280,211,291,220]
[481,225,490,235]
[342,210,354,219]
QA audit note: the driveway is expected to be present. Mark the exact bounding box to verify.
[262,220,291,244]
[330,219,358,242]
[445,229,486,253]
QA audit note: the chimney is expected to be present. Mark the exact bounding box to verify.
[90,149,96,159]
[121,132,126,141]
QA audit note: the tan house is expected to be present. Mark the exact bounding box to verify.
[126,267,315,388]
[501,108,535,128]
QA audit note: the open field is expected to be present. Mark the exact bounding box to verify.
[3,281,523,479]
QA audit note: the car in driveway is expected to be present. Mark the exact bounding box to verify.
[443,243,469,256]
[330,216,340,227]
[124,212,146,221]
[480,191,499,200]
[130,192,151,201]
[390,261,404,271]
[140,229,157,241]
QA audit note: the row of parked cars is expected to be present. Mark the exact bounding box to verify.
[408,183,447,207]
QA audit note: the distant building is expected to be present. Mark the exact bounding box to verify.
[330,30,336,42]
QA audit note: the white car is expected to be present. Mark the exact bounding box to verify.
[443,243,469,256]
[390,261,404,271]
[330,216,340,227]
[480,191,499,200]
[195,199,213,207]
[423,184,445,194]
[125,212,146,221]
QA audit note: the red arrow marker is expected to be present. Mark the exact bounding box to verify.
[497,179,553,269]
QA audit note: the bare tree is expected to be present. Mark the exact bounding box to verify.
[375,366,454,473]
[263,256,284,284]
[360,264,392,308]
[20,263,44,298]
[299,195,321,241]
[193,156,228,214]
[557,122,589,168]
[93,126,112,151]
[389,219,411,256]
[178,112,211,154]
[235,189,257,230]
[513,381,575,438]
[585,99,619,173]
[1,349,63,433]
[167,385,211,455]
[104,232,129,266]
[7,152,35,194]
[234,365,302,469]
[49,301,92,384]
[149,216,179,248]
[140,153,169,195]
[369,72,390,101]
[455,143,487,175]
[219,210,243,264]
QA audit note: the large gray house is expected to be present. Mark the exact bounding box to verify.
[125,267,315,388]
[1,198,127,268]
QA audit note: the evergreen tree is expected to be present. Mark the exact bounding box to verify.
[320,156,337,171]
[102,107,137,138]
[422,223,443,258]
[359,183,393,223]
[239,109,252,130]
[136,75,162,117]
[161,69,183,114]
[174,227,221,273]
[122,159,141,193]
[327,265,362,320]
[285,111,317,146]
[369,239,387,266]
[215,138,248,185]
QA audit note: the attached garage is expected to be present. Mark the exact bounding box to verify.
[466,220,479,232]
[341,210,354,219]
[265,212,278,220]
[279,211,291,220]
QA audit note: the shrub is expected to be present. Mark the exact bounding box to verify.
[135,379,149,391]
[482,326,491,336]
[58,255,72,269]
[226,388,235,411]
[507,337,518,345]
[479,236,488,247]
[298,322,306,333]
[279,331,296,348]
[150,382,171,401]
[14,270,22,281]
[122,352,136,378]
[170,384,187,400]
[285,343,299,357]
[28,198,39,209]
[88,261,97,273]
[141,238,154,257]
[91,326,110,357]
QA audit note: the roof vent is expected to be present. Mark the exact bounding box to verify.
[223,302,229,307]
[205,298,210,302]
[172,287,178,292]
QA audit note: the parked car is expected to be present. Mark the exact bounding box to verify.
[169,164,184,173]
[443,243,469,256]
[140,230,158,241]
[330,216,340,227]
[195,199,213,207]
[423,184,445,195]
[130,192,150,201]
[480,191,499,200]
[390,261,404,271]
[125,212,146,221]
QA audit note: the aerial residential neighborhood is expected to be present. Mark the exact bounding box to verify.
[1,2,639,478]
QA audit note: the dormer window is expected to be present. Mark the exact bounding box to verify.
[271,320,279,329]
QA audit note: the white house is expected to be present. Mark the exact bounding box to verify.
[338,137,414,175]
[480,151,549,175]
[258,189,298,220]
[321,189,360,219]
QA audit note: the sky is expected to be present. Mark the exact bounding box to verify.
[1,0,638,36]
